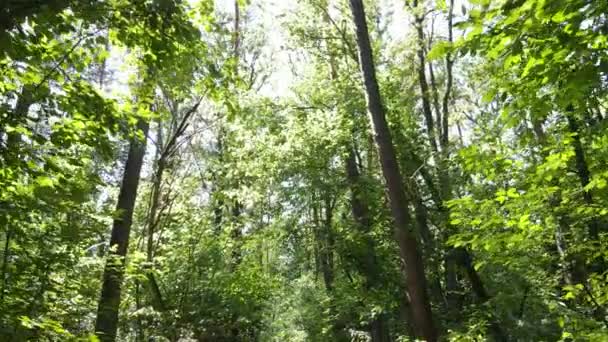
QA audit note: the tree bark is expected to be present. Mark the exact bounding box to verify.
[233,0,241,64]
[346,145,394,342]
[146,120,164,263]
[441,0,454,148]
[348,0,437,340]
[95,119,149,342]
[412,1,439,155]
[410,5,502,336]
[0,228,10,304]
[566,113,602,240]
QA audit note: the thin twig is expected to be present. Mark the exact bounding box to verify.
[34,29,98,91]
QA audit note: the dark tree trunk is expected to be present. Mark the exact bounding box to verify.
[565,111,607,320]
[411,2,464,315]
[566,113,602,240]
[146,121,165,263]
[533,119,586,285]
[348,0,437,340]
[230,200,243,268]
[321,195,335,292]
[345,149,391,342]
[142,121,168,313]
[410,4,502,336]
[413,10,439,155]
[325,12,387,322]
[0,228,10,304]
[313,192,335,294]
[312,191,348,341]
[95,119,149,342]
[441,0,454,148]
[233,0,240,64]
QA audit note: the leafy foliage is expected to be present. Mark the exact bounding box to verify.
[1,0,607,341]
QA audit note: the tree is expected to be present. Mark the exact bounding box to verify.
[347,0,436,340]
[95,118,150,342]
[2,0,608,340]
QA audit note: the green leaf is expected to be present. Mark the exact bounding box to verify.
[36,176,55,188]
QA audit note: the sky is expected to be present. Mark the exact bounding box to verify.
[212,0,413,97]
[106,0,458,101]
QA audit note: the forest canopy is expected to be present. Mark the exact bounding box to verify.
[0,0,607,341]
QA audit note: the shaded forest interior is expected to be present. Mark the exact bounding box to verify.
[1,0,607,341]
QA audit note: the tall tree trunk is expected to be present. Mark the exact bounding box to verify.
[441,0,454,148]
[566,113,602,241]
[320,195,335,292]
[345,148,391,342]
[410,2,463,313]
[233,0,240,64]
[95,119,149,342]
[312,191,347,341]
[142,121,168,313]
[230,200,243,269]
[312,192,335,293]
[146,121,164,263]
[413,6,439,155]
[0,228,10,304]
[411,5,503,337]
[533,119,581,285]
[564,110,606,319]
[348,0,437,340]
[532,118,604,326]
[323,5,390,333]
[134,282,144,342]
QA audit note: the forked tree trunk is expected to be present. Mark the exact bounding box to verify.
[410,5,504,338]
[95,119,149,342]
[348,0,437,340]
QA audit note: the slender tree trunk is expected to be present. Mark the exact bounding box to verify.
[410,3,465,314]
[320,195,335,292]
[147,121,164,263]
[230,0,244,273]
[143,122,168,312]
[533,119,580,285]
[566,113,602,240]
[348,0,436,340]
[325,9,390,334]
[0,228,10,304]
[413,8,439,156]
[311,200,321,278]
[411,5,502,336]
[428,62,443,142]
[95,119,149,342]
[312,191,347,341]
[441,0,454,148]
[230,200,243,268]
[532,118,604,325]
[313,192,335,293]
[412,191,447,308]
[233,0,240,65]
[346,149,391,342]
[135,282,144,342]
[318,6,388,338]
[565,111,606,319]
